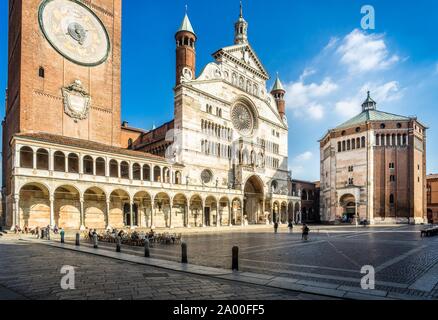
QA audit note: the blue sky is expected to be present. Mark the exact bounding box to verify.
[0,0,437,182]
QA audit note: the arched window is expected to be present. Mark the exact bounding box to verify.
[20,147,33,168]
[36,149,49,170]
[347,140,351,151]
[392,134,396,147]
[132,163,141,180]
[338,142,342,152]
[376,134,380,146]
[143,165,151,181]
[54,151,66,172]
[120,161,129,179]
[361,137,366,148]
[109,160,118,178]
[83,156,94,175]
[154,166,161,182]
[342,141,346,152]
[352,139,356,149]
[381,135,385,146]
[403,134,407,146]
[67,153,79,173]
[96,157,105,176]
[390,194,395,205]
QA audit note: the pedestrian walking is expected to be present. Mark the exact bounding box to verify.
[274,221,279,234]
[302,224,310,241]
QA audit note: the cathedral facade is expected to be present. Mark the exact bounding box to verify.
[319,93,427,225]
[1,0,300,231]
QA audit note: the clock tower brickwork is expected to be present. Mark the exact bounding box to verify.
[2,0,122,214]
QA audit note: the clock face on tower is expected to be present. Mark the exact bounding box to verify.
[38,0,111,67]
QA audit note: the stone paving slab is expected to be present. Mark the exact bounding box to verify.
[21,238,423,300]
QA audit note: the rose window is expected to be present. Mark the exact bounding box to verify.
[201,170,213,184]
[231,104,255,136]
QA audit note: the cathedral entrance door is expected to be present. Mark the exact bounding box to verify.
[244,176,264,224]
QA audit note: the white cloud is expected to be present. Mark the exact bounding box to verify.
[299,68,317,81]
[285,78,338,120]
[337,29,399,73]
[294,151,313,162]
[323,37,339,51]
[335,99,361,118]
[334,81,403,119]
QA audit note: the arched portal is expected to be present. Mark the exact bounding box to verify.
[427,209,433,224]
[189,195,203,227]
[19,183,50,229]
[54,185,80,230]
[280,202,288,224]
[294,203,300,224]
[244,175,264,224]
[231,198,242,226]
[205,196,217,227]
[134,191,152,228]
[219,197,230,226]
[340,194,356,222]
[109,189,129,228]
[84,187,107,230]
[172,194,188,228]
[154,193,171,228]
[288,203,294,222]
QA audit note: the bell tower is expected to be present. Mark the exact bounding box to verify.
[175,10,197,86]
[3,0,122,148]
[234,1,248,45]
[271,74,286,118]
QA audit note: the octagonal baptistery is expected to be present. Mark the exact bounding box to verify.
[319,92,427,225]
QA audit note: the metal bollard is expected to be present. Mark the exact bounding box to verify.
[181,242,188,264]
[93,234,98,249]
[75,233,80,246]
[144,239,150,258]
[60,231,65,244]
[116,237,121,253]
[232,246,239,271]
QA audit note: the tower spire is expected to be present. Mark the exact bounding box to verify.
[234,1,248,44]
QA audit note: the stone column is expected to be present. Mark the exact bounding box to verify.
[49,195,55,227]
[241,198,245,227]
[228,201,232,226]
[130,202,134,229]
[185,204,189,228]
[32,149,37,170]
[80,197,85,230]
[65,155,69,173]
[79,154,84,175]
[151,201,155,229]
[105,157,110,177]
[216,203,220,227]
[201,199,205,227]
[106,199,111,229]
[169,202,173,229]
[117,162,121,179]
[14,195,20,229]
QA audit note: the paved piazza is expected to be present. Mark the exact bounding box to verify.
[65,225,438,299]
[0,239,328,300]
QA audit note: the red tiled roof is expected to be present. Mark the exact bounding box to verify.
[427,174,438,180]
[14,132,168,162]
